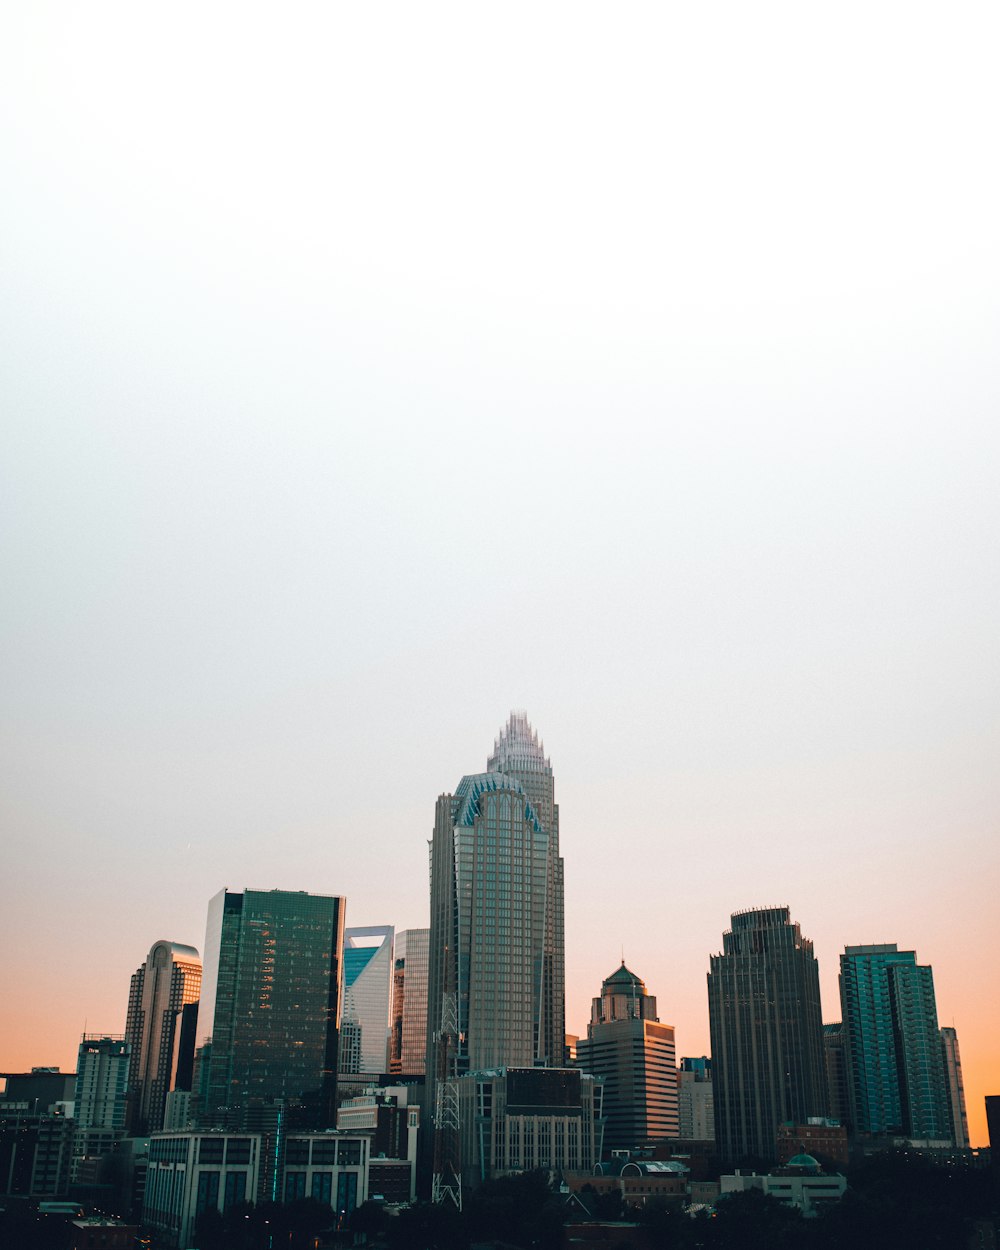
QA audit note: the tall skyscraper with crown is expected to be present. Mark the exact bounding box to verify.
[427,714,566,1202]
[428,712,565,1079]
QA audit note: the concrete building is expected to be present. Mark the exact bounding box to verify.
[839,944,951,1140]
[340,926,394,1076]
[455,1067,603,1187]
[775,1119,849,1169]
[720,1153,847,1216]
[143,1131,263,1249]
[427,713,565,1200]
[125,939,202,1136]
[564,1159,689,1211]
[0,1105,76,1199]
[575,963,678,1151]
[940,1026,969,1149]
[195,888,345,1129]
[390,928,429,1076]
[708,908,828,1165]
[678,1057,714,1141]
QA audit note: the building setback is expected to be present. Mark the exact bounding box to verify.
[576,962,678,1151]
[708,908,828,1165]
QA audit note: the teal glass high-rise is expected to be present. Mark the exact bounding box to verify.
[839,943,951,1140]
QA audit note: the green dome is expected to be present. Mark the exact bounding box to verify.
[603,961,647,992]
[787,1153,820,1172]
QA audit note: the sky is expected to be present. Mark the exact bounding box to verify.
[1,3,998,1147]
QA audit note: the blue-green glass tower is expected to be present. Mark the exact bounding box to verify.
[839,944,950,1139]
[196,888,345,1128]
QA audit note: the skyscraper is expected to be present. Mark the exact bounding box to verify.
[940,1026,969,1148]
[124,939,202,1135]
[195,888,345,1128]
[707,907,828,1164]
[427,712,565,1077]
[339,926,394,1075]
[839,944,951,1140]
[390,928,430,1076]
[575,962,678,1150]
[427,713,565,1201]
[73,1035,131,1179]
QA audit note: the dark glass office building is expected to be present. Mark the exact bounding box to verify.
[195,888,345,1129]
[708,907,828,1164]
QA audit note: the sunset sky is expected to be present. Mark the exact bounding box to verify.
[2,3,998,1147]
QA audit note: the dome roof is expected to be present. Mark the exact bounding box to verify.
[603,961,647,992]
[786,1153,821,1172]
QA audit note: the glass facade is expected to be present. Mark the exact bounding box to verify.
[339,926,394,1075]
[196,889,345,1127]
[839,943,951,1139]
[390,928,429,1076]
[428,714,565,1084]
[124,941,202,1137]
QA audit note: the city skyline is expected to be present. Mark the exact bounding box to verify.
[1,708,992,1148]
[3,4,998,1156]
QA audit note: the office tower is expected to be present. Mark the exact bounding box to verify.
[195,888,345,1128]
[839,944,951,1140]
[339,926,394,1076]
[428,712,565,1078]
[678,1057,714,1140]
[576,962,678,1150]
[940,1027,969,1148]
[73,1035,131,1179]
[823,1023,850,1127]
[427,713,565,1201]
[124,939,202,1136]
[707,907,828,1165]
[390,928,430,1076]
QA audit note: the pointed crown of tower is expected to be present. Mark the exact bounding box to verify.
[487,711,551,774]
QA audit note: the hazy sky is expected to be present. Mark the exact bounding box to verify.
[2,3,998,1146]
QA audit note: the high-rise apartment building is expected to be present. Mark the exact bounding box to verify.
[339,926,394,1076]
[427,713,565,1077]
[124,940,202,1136]
[940,1026,969,1148]
[73,1035,131,1179]
[390,928,429,1076]
[839,944,951,1140]
[708,907,828,1164]
[576,962,678,1150]
[195,888,345,1129]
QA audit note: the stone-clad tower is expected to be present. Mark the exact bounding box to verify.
[708,907,828,1164]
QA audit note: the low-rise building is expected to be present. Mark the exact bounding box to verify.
[143,1132,263,1248]
[720,1153,846,1216]
[456,1067,604,1187]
